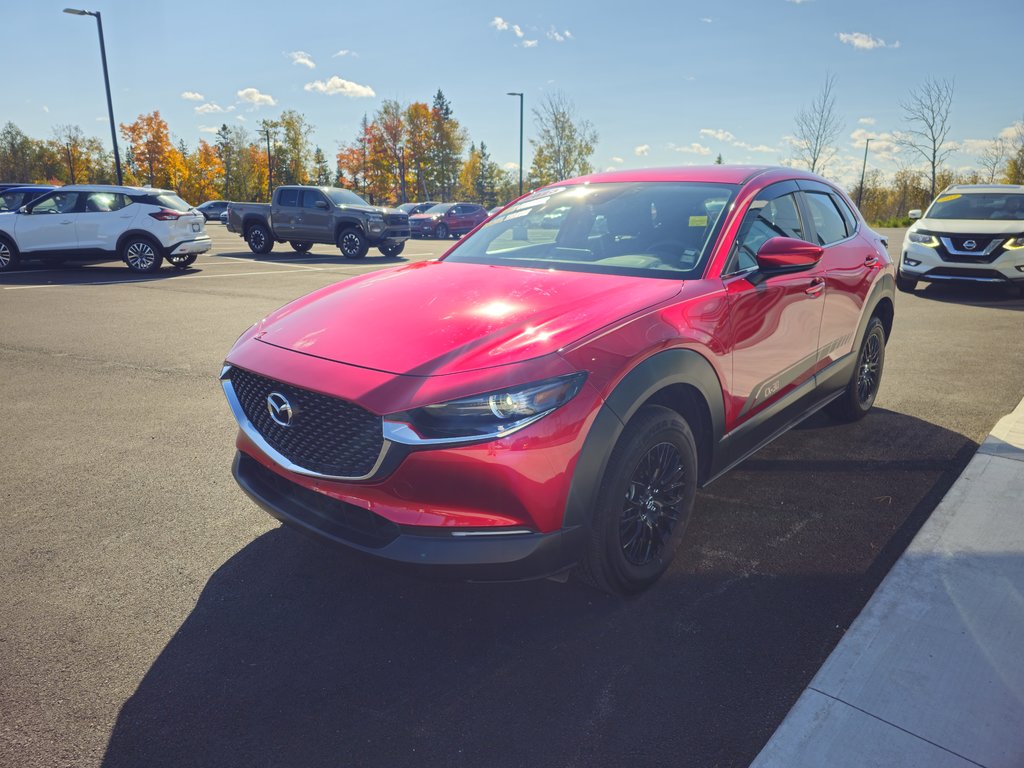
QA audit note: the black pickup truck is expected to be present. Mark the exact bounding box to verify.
[226,186,410,258]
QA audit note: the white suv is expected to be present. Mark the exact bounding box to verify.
[899,184,1024,294]
[0,185,212,274]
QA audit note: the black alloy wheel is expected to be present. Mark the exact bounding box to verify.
[338,228,368,259]
[856,331,882,406]
[827,316,886,422]
[435,222,449,240]
[577,405,698,595]
[246,223,273,255]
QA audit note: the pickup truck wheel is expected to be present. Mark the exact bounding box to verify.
[290,241,312,253]
[434,223,449,240]
[246,223,273,255]
[167,253,198,270]
[122,237,164,274]
[0,236,20,272]
[338,228,368,259]
[827,316,886,422]
[379,242,405,257]
[576,405,697,595]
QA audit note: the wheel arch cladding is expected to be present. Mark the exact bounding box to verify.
[117,229,162,253]
[334,219,364,241]
[562,349,725,530]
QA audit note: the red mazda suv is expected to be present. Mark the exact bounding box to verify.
[221,166,895,594]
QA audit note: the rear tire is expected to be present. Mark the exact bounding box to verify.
[290,241,312,253]
[576,406,698,595]
[827,316,886,422]
[246,223,273,255]
[895,272,917,293]
[338,228,368,259]
[167,253,198,270]
[122,237,164,274]
[0,236,20,272]
[435,223,449,240]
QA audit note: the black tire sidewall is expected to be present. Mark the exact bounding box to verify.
[0,236,19,272]
[247,224,272,254]
[590,406,698,594]
[436,223,448,239]
[290,241,312,253]
[338,228,368,259]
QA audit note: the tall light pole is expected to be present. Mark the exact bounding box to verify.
[506,92,523,197]
[64,9,122,185]
[857,137,873,210]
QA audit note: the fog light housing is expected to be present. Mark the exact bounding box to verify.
[1015,265,1024,273]
[903,256,922,267]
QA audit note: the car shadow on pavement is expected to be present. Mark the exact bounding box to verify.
[911,281,1024,310]
[211,249,410,267]
[0,262,201,287]
[99,409,975,768]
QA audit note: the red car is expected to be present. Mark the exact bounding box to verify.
[221,166,895,594]
[409,202,489,239]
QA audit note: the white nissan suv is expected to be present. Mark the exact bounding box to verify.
[898,184,1024,295]
[0,185,211,274]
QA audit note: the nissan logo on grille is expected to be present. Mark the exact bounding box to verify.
[267,392,294,427]
[963,239,977,250]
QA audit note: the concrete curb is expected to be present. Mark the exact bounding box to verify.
[751,396,1024,768]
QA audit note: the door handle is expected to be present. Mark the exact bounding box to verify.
[804,277,825,297]
[864,254,878,267]
[60,220,74,225]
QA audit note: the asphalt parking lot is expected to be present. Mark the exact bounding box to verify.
[2,224,1023,768]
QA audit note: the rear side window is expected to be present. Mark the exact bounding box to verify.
[804,192,848,245]
[277,189,299,207]
[153,193,191,212]
[832,193,858,233]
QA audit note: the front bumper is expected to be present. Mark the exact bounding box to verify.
[233,451,584,581]
[900,240,1024,285]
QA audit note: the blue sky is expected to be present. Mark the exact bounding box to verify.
[6,0,1023,190]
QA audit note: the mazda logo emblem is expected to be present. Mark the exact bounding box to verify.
[267,392,294,427]
[963,239,977,250]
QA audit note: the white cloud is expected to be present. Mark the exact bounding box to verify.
[512,24,524,38]
[787,0,814,4]
[503,162,519,171]
[237,88,277,107]
[198,125,219,134]
[998,121,1024,140]
[195,102,230,114]
[672,143,712,156]
[611,156,624,164]
[700,17,712,23]
[332,49,356,58]
[858,117,877,125]
[287,51,316,69]
[634,145,650,156]
[181,91,204,101]
[960,138,995,155]
[304,76,375,98]
[42,105,49,113]
[547,27,572,42]
[735,142,777,153]
[849,128,901,163]
[836,32,900,50]
[490,16,508,31]
[523,39,538,48]
[236,115,247,122]
[700,128,736,142]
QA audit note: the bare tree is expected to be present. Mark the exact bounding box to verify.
[528,92,598,186]
[792,73,842,175]
[896,77,955,199]
[979,137,1010,183]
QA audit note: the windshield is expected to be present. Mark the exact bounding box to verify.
[325,188,371,207]
[926,192,1024,221]
[443,181,737,279]
[422,203,453,215]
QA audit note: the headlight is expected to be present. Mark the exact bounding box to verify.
[908,232,939,247]
[1004,236,1024,250]
[383,373,587,445]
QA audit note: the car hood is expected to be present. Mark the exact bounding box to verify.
[337,203,405,217]
[408,212,443,221]
[251,260,682,376]
[913,218,1024,235]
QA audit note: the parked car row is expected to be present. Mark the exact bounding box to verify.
[409,202,490,239]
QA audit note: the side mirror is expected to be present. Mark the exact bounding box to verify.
[908,209,922,220]
[315,199,328,209]
[755,236,824,272]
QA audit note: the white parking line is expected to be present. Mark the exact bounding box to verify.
[0,267,329,290]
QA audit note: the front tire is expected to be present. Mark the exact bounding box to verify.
[379,242,405,257]
[896,272,917,293]
[122,237,163,274]
[0,236,20,272]
[246,223,273,255]
[576,406,698,595]
[290,241,312,253]
[827,316,886,422]
[338,228,368,259]
[435,223,449,240]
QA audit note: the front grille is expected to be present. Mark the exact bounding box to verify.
[385,213,408,226]
[228,367,384,478]
[237,452,399,548]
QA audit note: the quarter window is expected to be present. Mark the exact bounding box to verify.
[804,192,849,245]
[277,189,299,207]
[84,192,127,213]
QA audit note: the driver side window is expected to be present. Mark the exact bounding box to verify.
[30,192,80,215]
[729,192,805,273]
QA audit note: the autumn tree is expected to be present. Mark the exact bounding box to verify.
[120,111,175,187]
[528,91,597,186]
[311,147,332,185]
[792,73,841,175]
[897,77,955,198]
[0,122,40,181]
[426,90,467,201]
[405,102,433,201]
[180,140,224,203]
[457,142,503,206]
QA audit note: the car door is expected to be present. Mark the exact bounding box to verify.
[295,189,331,242]
[448,204,468,234]
[721,183,826,439]
[273,188,299,238]
[797,182,880,373]
[76,191,134,254]
[14,191,82,254]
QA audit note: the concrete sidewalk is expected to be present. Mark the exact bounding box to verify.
[752,397,1024,768]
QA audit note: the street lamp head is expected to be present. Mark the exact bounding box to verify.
[63,8,93,15]
[506,92,522,97]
